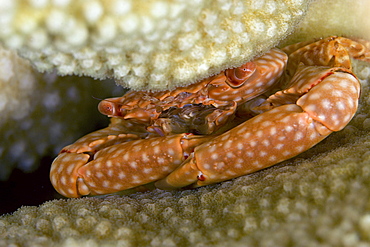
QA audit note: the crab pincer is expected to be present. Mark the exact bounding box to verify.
[156,65,360,189]
[50,133,210,197]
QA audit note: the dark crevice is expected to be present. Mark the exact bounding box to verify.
[0,156,61,216]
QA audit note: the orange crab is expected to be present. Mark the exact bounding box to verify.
[50,36,370,198]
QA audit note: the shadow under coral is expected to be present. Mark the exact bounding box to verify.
[0,156,62,215]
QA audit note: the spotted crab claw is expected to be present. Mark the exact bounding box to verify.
[155,40,362,190]
[50,133,210,197]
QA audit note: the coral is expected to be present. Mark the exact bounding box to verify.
[280,0,370,45]
[0,0,309,90]
[0,46,123,180]
[2,0,370,246]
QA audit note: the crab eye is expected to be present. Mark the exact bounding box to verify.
[225,61,257,88]
[98,100,115,116]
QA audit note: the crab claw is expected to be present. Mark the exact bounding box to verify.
[155,104,331,190]
[50,153,91,197]
[50,133,211,197]
[156,63,361,190]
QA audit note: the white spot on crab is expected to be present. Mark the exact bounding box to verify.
[221,134,231,142]
[269,155,277,162]
[261,121,272,127]
[142,153,149,163]
[130,161,138,169]
[208,145,217,152]
[67,188,75,196]
[304,104,316,112]
[143,168,153,174]
[235,163,242,169]
[309,132,317,140]
[162,166,171,172]
[102,180,110,188]
[211,153,219,160]
[226,170,237,176]
[216,162,226,170]
[113,183,123,190]
[252,160,260,167]
[226,152,235,159]
[118,172,126,179]
[331,90,343,98]
[106,160,113,167]
[237,142,244,150]
[66,163,75,174]
[79,182,90,193]
[281,116,291,124]
[308,92,321,100]
[166,138,175,145]
[151,140,160,146]
[123,153,129,161]
[256,130,263,138]
[203,163,211,169]
[294,132,304,141]
[243,132,251,139]
[317,114,326,121]
[285,126,294,132]
[336,101,346,110]
[224,140,233,149]
[321,99,332,109]
[262,140,270,147]
[107,169,114,177]
[94,162,102,169]
[278,135,286,141]
[132,176,141,184]
[168,148,175,156]
[153,146,160,154]
[60,176,67,185]
[274,143,284,150]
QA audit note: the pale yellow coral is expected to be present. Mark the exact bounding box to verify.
[281,0,370,45]
[0,0,309,90]
[3,0,370,246]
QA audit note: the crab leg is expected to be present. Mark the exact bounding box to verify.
[50,133,211,197]
[155,65,360,190]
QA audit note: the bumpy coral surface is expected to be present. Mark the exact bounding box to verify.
[2,0,370,246]
[280,0,370,45]
[0,47,123,180]
[0,0,309,90]
[1,63,370,246]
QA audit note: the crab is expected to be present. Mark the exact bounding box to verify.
[50,36,370,198]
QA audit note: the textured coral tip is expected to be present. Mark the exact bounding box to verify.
[226,62,257,88]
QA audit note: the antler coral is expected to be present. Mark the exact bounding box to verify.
[0,0,310,90]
